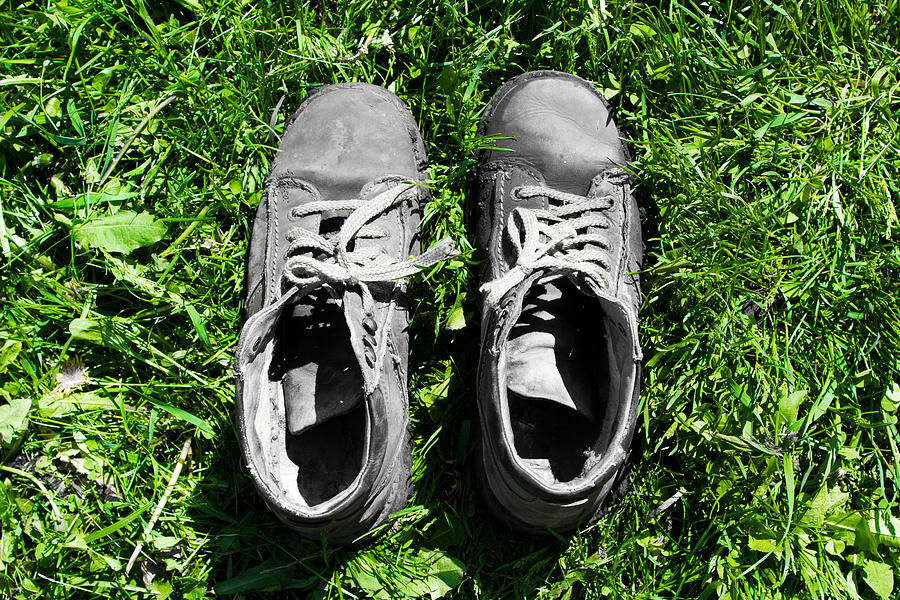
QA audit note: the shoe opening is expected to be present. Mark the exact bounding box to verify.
[505,279,615,484]
[269,292,366,505]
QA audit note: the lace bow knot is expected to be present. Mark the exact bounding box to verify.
[281,182,458,310]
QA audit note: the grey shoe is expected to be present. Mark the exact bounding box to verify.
[235,83,456,544]
[469,71,643,534]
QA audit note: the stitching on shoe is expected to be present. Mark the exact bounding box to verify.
[493,174,507,277]
[267,184,279,301]
[616,182,629,297]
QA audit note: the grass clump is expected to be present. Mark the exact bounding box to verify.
[1,0,900,598]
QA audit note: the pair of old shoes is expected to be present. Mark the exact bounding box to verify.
[234,71,643,545]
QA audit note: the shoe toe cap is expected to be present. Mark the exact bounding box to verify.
[271,84,423,199]
[483,71,627,195]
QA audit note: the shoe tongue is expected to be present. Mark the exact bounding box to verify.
[282,298,364,436]
[505,282,596,421]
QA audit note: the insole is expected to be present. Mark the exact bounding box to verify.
[286,402,365,504]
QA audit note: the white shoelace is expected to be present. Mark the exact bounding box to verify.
[281,182,458,310]
[480,185,615,306]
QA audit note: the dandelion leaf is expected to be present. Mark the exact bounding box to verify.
[75,210,166,254]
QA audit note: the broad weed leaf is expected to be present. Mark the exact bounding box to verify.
[0,398,31,448]
[75,210,166,254]
[863,560,894,599]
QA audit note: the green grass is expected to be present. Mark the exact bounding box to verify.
[2,0,900,598]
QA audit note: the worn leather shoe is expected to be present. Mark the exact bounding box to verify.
[235,83,456,544]
[469,70,643,534]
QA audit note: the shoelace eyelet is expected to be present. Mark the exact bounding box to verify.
[363,316,378,334]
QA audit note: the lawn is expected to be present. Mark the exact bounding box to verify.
[1,0,900,598]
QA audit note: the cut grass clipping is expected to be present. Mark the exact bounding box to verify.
[2,1,900,599]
